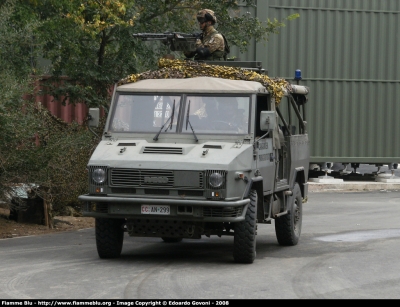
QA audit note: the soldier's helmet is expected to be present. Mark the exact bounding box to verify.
[197,9,217,25]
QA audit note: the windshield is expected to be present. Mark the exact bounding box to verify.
[109,93,250,135]
[109,94,181,133]
[184,96,250,134]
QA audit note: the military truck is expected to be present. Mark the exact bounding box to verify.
[78,61,310,263]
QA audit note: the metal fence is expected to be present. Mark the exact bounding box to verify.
[230,0,400,165]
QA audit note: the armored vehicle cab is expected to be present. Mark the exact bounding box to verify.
[79,70,310,264]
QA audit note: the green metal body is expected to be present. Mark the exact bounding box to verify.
[79,74,310,239]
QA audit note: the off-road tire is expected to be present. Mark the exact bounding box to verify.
[161,237,183,243]
[95,218,125,259]
[275,183,302,246]
[233,190,257,263]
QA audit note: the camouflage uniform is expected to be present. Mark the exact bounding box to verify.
[185,9,226,61]
[194,26,225,61]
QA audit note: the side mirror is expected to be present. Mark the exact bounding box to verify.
[88,108,100,128]
[260,111,276,131]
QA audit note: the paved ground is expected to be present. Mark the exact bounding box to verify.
[1,191,400,299]
[308,181,400,192]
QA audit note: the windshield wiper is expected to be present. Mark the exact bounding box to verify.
[167,99,175,131]
[185,100,198,142]
[153,100,175,141]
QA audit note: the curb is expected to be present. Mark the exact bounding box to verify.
[308,181,400,192]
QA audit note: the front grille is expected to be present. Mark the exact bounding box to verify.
[110,169,141,186]
[110,169,174,187]
[141,170,174,187]
[203,206,243,218]
[110,169,203,188]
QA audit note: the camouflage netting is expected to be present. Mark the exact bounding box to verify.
[0,101,105,220]
[118,58,292,105]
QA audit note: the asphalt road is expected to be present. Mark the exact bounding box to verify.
[1,190,400,300]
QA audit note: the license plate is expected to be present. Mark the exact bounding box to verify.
[141,205,170,215]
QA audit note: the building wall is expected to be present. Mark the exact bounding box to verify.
[27,76,107,125]
[231,0,400,164]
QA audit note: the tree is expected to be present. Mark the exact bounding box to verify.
[0,0,40,184]
[26,0,298,108]
[0,0,103,224]
[0,0,299,225]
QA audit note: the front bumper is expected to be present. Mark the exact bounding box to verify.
[78,194,250,223]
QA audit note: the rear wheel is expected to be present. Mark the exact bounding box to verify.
[233,190,257,263]
[161,237,183,243]
[275,183,302,246]
[95,218,125,258]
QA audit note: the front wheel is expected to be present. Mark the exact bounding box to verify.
[233,190,257,263]
[95,218,125,259]
[275,183,302,246]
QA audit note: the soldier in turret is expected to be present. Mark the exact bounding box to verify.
[184,9,227,61]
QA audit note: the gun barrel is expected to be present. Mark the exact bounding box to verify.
[132,32,199,39]
[139,37,168,42]
[132,32,199,52]
[132,33,173,38]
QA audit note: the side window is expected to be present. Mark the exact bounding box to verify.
[276,92,309,136]
[277,97,296,136]
[277,95,308,136]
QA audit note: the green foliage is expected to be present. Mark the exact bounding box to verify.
[32,0,144,108]
[0,0,300,219]
[0,99,104,215]
[0,0,102,217]
[0,0,43,77]
[18,0,299,108]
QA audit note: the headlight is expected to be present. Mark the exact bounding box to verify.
[92,168,106,184]
[209,172,224,188]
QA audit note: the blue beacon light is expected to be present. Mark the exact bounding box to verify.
[294,69,302,81]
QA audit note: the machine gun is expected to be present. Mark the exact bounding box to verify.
[132,32,201,52]
[132,32,264,71]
